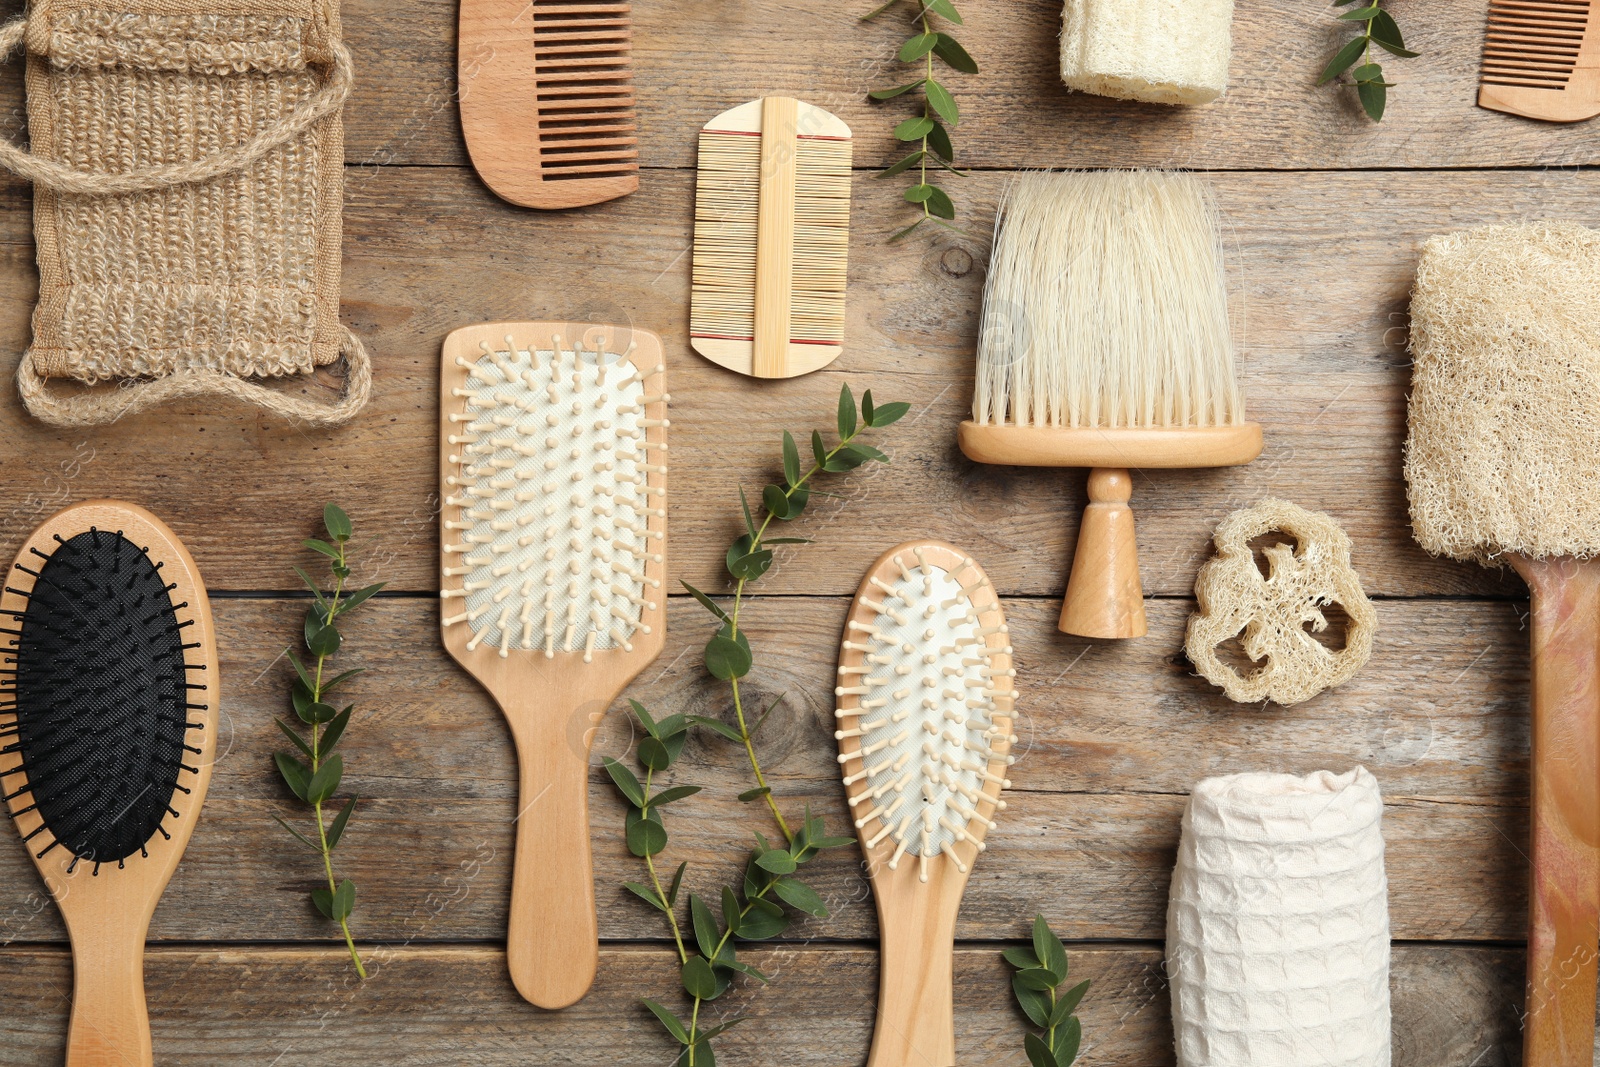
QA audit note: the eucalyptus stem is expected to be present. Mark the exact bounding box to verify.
[1316,0,1419,122]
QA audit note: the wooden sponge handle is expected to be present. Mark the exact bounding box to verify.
[1060,468,1147,639]
[1508,554,1600,1067]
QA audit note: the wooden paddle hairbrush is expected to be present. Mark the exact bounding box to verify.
[836,540,1016,1067]
[1478,0,1600,122]
[0,501,217,1067]
[440,321,667,1008]
[458,0,640,209]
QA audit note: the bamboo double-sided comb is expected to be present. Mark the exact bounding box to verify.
[959,171,1262,640]
[440,321,667,1008]
[1,501,217,1066]
[1478,0,1600,122]
[691,97,852,379]
[836,540,1016,1067]
[458,0,640,209]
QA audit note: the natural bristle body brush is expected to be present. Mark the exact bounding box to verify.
[439,321,667,1008]
[837,540,1016,1067]
[959,170,1261,640]
[0,501,217,1067]
[1405,222,1600,1064]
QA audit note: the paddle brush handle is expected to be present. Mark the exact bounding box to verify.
[1059,467,1147,639]
[1509,555,1600,1067]
[505,714,599,1010]
[867,897,958,1067]
[66,925,151,1066]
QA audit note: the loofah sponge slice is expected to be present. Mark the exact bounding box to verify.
[1167,767,1392,1067]
[1405,221,1600,565]
[1059,0,1233,105]
[1186,499,1376,706]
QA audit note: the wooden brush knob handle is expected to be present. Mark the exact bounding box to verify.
[866,872,960,1067]
[505,717,599,1010]
[1508,555,1600,1066]
[1059,468,1147,639]
[65,923,151,1066]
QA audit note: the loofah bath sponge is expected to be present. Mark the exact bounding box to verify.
[1186,499,1376,706]
[1059,0,1234,105]
[1405,222,1600,565]
[1167,767,1392,1067]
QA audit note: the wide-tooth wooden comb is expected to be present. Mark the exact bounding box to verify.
[458,1,640,209]
[836,540,1016,1066]
[439,321,667,1008]
[1478,0,1600,121]
[1,501,217,1066]
[691,97,852,379]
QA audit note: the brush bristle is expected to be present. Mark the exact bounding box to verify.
[1480,0,1593,90]
[972,170,1242,431]
[2,529,203,869]
[690,126,851,346]
[836,547,1015,883]
[442,335,667,659]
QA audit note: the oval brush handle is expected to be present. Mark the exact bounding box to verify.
[1509,555,1600,1067]
[66,924,151,1066]
[867,887,959,1067]
[1059,468,1147,639]
[505,716,599,1010]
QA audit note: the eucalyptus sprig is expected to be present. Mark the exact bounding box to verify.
[611,384,910,1065]
[605,702,853,1066]
[1317,0,1419,122]
[1005,916,1089,1067]
[863,0,978,240]
[271,504,385,978]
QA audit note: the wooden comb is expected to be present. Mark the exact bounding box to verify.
[458,1,640,209]
[691,97,852,379]
[1478,0,1600,121]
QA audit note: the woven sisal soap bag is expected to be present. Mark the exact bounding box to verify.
[0,0,369,426]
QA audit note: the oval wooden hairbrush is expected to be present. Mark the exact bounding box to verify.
[0,501,217,1067]
[836,540,1016,1067]
[440,321,667,1008]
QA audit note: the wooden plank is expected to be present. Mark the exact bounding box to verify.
[0,0,1571,171]
[0,596,1534,944]
[0,167,1592,596]
[0,942,1538,1066]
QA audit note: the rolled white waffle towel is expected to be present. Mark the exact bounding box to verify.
[1059,0,1234,105]
[1166,767,1391,1067]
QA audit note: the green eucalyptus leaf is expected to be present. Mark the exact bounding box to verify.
[323,504,353,542]
[1013,973,1052,1026]
[904,183,934,204]
[638,736,673,771]
[339,582,384,614]
[1357,73,1387,120]
[274,752,311,801]
[291,678,314,715]
[647,785,703,808]
[1318,35,1368,83]
[655,712,690,739]
[311,886,334,919]
[705,633,753,680]
[1002,946,1041,970]
[286,650,315,693]
[624,880,668,912]
[276,718,313,758]
[737,786,772,802]
[319,668,364,694]
[690,894,720,958]
[1052,979,1090,1026]
[602,757,647,807]
[717,958,769,983]
[1024,1032,1061,1067]
[329,879,357,920]
[898,32,938,62]
[782,430,802,486]
[894,115,935,141]
[320,706,354,755]
[303,538,341,560]
[298,701,338,726]
[681,955,718,1000]
[762,483,792,521]
[877,150,926,179]
[293,566,330,608]
[1034,915,1068,982]
[755,849,797,875]
[926,0,962,21]
[629,698,661,738]
[1337,4,1381,18]
[927,120,954,161]
[811,429,828,468]
[925,184,956,220]
[273,814,319,851]
[772,876,828,917]
[625,807,668,857]
[325,795,357,849]
[737,896,788,940]
[306,618,341,657]
[687,715,745,743]
[924,78,959,126]
[1051,1014,1083,1065]
[869,79,926,100]
[1014,966,1059,991]
[679,580,730,622]
[642,998,690,1044]
[861,390,876,426]
[721,885,742,938]
[933,33,978,74]
[306,753,344,804]
[668,861,688,907]
[838,383,857,439]
[738,486,756,538]
[868,401,911,427]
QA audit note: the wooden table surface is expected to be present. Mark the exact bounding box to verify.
[0,1,1594,1063]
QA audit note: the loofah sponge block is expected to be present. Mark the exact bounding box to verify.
[1059,0,1233,106]
[1186,499,1376,707]
[1406,222,1600,565]
[1167,767,1391,1067]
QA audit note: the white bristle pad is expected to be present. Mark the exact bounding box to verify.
[442,337,667,660]
[837,544,1015,881]
[1166,767,1391,1067]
